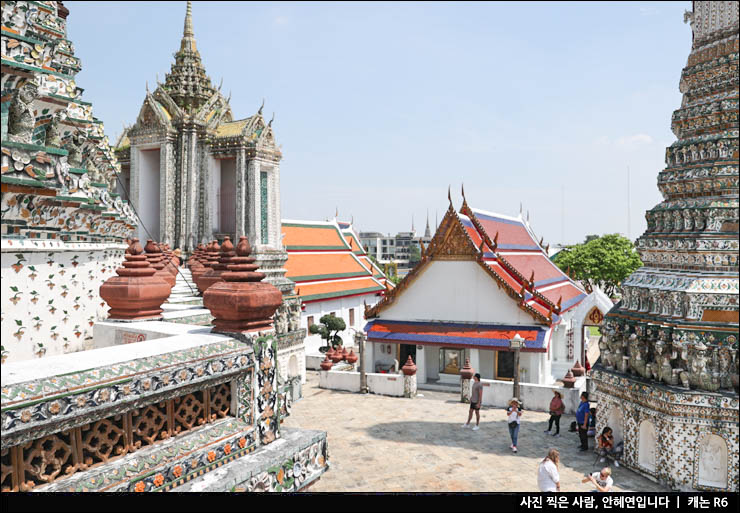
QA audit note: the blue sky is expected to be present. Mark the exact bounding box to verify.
[66,1,691,244]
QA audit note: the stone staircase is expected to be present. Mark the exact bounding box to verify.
[161,267,212,325]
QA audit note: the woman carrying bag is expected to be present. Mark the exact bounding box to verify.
[507,398,523,453]
[545,390,565,437]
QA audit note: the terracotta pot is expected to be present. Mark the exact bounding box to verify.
[100,239,171,320]
[330,347,344,364]
[460,358,475,380]
[320,355,333,371]
[401,355,417,376]
[203,236,282,333]
[346,349,358,365]
[571,360,585,377]
[198,237,235,294]
[562,370,576,388]
[195,240,220,294]
[341,346,349,361]
[144,239,175,289]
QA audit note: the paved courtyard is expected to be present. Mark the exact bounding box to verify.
[283,372,671,492]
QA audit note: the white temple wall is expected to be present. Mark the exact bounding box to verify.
[479,348,495,380]
[1,241,126,364]
[137,147,161,242]
[379,260,535,325]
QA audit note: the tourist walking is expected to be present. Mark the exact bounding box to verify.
[582,467,613,492]
[545,390,565,437]
[575,392,590,451]
[537,449,561,492]
[507,398,522,453]
[596,427,623,467]
[462,373,483,431]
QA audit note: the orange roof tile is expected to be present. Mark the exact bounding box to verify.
[296,277,384,302]
[282,223,349,250]
[285,253,371,282]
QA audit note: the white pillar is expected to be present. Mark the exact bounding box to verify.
[470,348,480,376]
[416,345,426,384]
[365,342,375,373]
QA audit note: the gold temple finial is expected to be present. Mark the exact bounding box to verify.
[184,1,194,37]
[258,98,264,115]
[448,185,452,207]
[180,1,197,52]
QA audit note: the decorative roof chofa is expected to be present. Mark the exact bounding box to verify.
[364,199,557,325]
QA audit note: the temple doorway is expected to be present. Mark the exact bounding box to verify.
[495,350,514,380]
[137,147,161,241]
[582,306,604,367]
[398,343,416,367]
[219,158,236,236]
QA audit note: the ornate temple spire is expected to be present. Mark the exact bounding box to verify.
[161,1,217,113]
[424,210,431,238]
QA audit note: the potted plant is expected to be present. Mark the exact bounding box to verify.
[308,314,346,353]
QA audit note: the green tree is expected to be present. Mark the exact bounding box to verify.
[408,243,421,266]
[308,314,347,352]
[553,234,642,297]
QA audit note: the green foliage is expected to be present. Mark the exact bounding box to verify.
[308,314,347,352]
[408,243,421,265]
[553,233,642,297]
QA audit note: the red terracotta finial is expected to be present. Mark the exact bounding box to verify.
[402,355,417,376]
[99,238,171,320]
[195,240,221,294]
[571,360,585,377]
[320,354,333,371]
[460,358,474,380]
[145,239,176,289]
[198,236,235,294]
[203,236,283,333]
[346,349,358,365]
[562,370,576,388]
[341,346,349,361]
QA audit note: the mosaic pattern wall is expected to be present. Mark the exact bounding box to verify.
[1,239,126,363]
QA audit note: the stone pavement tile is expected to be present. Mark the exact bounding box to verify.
[284,372,670,492]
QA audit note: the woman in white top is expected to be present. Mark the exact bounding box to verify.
[506,398,523,453]
[537,448,561,492]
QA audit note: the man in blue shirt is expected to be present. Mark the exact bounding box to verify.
[575,392,590,451]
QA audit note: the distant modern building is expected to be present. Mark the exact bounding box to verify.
[360,214,433,268]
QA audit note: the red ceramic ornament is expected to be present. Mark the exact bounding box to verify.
[346,349,358,365]
[203,236,283,333]
[198,236,235,293]
[195,240,220,294]
[460,358,475,380]
[99,238,171,320]
[144,239,176,289]
[401,355,417,376]
[320,355,333,371]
